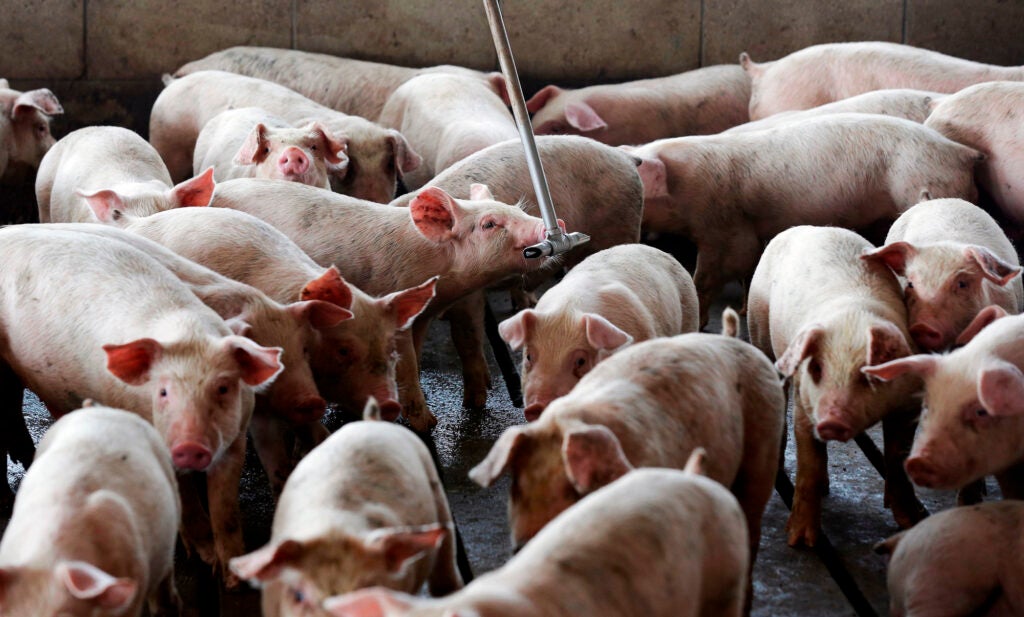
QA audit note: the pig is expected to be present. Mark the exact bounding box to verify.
[377,73,517,190]
[0,80,63,183]
[875,501,1024,617]
[150,70,421,203]
[35,125,215,223]
[0,226,283,587]
[629,113,982,327]
[925,81,1024,227]
[746,225,925,548]
[323,465,750,617]
[393,135,644,408]
[193,107,348,188]
[230,399,462,616]
[740,41,1024,120]
[499,244,699,419]
[173,46,490,121]
[525,65,751,145]
[862,309,1024,498]
[210,178,552,430]
[0,406,181,616]
[725,88,944,133]
[470,332,783,582]
[862,198,1023,351]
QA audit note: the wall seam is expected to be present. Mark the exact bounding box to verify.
[901,0,908,44]
[79,0,88,80]
[699,0,706,67]
[291,0,298,49]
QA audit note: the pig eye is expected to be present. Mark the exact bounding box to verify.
[338,347,350,357]
[262,147,270,155]
[575,357,586,368]
[289,587,306,604]
[218,385,228,395]
[481,219,497,230]
[905,281,914,289]
[35,123,47,134]
[310,144,318,151]
[974,408,989,418]
[957,279,969,290]
[159,388,167,397]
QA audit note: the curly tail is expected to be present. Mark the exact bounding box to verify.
[722,307,741,338]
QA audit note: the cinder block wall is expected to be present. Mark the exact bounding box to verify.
[3,0,1023,136]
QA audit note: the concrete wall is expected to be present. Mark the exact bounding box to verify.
[3,0,1023,136]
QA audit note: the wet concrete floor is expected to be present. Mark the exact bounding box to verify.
[1,283,984,616]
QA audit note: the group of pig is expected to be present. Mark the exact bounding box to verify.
[1,38,1024,616]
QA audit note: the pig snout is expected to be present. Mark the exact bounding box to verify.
[814,407,854,442]
[377,399,403,422]
[278,147,311,179]
[171,441,213,471]
[909,322,948,351]
[523,403,546,422]
[905,455,943,488]
[288,396,327,424]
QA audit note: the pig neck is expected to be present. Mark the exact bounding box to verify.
[652,138,726,237]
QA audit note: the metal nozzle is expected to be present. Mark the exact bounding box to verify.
[523,231,591,259]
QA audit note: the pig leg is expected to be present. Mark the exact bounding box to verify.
[178,474,215,563]
[994,463,1024,499]
[882,410,928,529]
[249,407,295,498]
[956,479,987,506]
[292,421,329,459]
[787,393,828,548]
[206,436,247,589]
[149,571,182,617]
[444,292,491,410]
[400,324,437,432]
[694,231,760,330]
[0,364,32,470]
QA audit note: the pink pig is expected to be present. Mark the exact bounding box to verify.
[525,64,751,145]
[499,244,699,419]
[740,41,1024,120]
[193,107,348,188]
[863,198,1022,351]
[36,126,215,223]
[0,79,63,183]
[0,406,181,617]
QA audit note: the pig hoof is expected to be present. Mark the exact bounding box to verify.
[405,410,439,433]
[220,567,243,592]
[463,384,489,410]
[785,508,820,548]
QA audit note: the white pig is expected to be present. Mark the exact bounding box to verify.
[499,244,699,419]
[230,399,462,616]
[525,64,751,145]
[377,73,517,190]
[863,310,1024,498]
[0,406,180,617]
[925,81,1024,227]
[725,88,944,133]
[470,333,783,573]
[210,179,553,430]
[0,80,63,183]
[36,125,215,223]
[740,41,1024,120]
[173,46,490,121]
[875,501,1024,617]
[629,113,982,326]
[193,107,348,188]
[0,226,282,587]
[747,225,924,548]
[862,198,1022,351]
[151,71,421,203]
[323,465,750,617]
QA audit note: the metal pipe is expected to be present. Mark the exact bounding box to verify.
[482,0,589,259]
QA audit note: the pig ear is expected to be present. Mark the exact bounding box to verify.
[224,336,284,387]
[978,361,1024,417]
[13,88,63,117]
[409,188,461,242]
[683,447,707,476]
[384,276,438,331]
[229,539,305,583]
[965,246,1022,286]
[103,338,163,386]
[77,188,127,225]
[498,310,536,351]
[775,326,823,377]
[288,300,354,330]
[861,354,937,382]
[469,426,527,487]
[564,100,607,133]
[486,72,510,105]
[956,305,1009,346]
[867,322,912,366]
[59,561,137,610]
[235,123,270,165]
[362,396,382,421]
[469,182,495,201]
[525,85,562,114]
[323,588,416,617]
[170,167,216,207]
[311,123,350,169]
[860,242,916,276]
[629,152,668,200]
[583,314,633,352]
[389,130,422,174]
[561,424,632,495]
[0,79,9,90]
[364,524,446,573]
[301,267,354,310]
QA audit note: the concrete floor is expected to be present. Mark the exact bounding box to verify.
[0,279,989,616]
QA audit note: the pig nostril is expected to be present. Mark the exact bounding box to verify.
[523,403,546,422]
[378,399,403,422]
[293,397,327,422]
[171,442,213,471]
[909,324,944,350]
[815,420,852,442]
[905,457,936,486]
